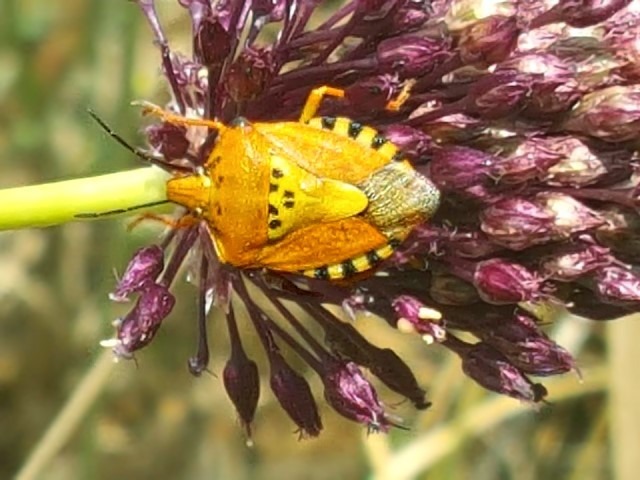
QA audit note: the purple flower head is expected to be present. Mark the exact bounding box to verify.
[102,0,640,437]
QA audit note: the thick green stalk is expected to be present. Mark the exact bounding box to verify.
[0,167,172,229]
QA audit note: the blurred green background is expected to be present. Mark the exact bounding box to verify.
[1,1,639,479]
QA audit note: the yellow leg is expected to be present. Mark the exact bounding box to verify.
[127,212,199,232]
[132,100,227,133]
[386,79,416,112]
[299,86,345,123]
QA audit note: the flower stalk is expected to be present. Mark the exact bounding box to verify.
[0,167,171,230]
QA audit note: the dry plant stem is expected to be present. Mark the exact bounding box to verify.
[607,314,640,480]
[0,166,171,230]
[373,366,608,480]
[14,350,116,480]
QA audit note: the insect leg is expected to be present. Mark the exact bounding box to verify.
[298,86,345,123]
[132,101,227,133]
[385,79,416,112]
[127,212,199,231]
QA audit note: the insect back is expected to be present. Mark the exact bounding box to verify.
[161,88,440,280]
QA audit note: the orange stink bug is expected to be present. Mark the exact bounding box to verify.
[141,86,440,280]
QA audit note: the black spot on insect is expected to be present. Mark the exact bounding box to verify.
[216,175,224,185]
[388,238,402,249]
[314,267,330,280]
[272,168,284,179]
[216,205,223,216]
[269,183,279,193]
[283,190,295,199]
[366,250,381,265]
[269,219,282,229]
[321,116,336,130]
[268,204,279,215]
[348,121,363,139]
[341,260,358,277]
[283,200,295,208]
[371,134,387,150]
[391,151,404,162]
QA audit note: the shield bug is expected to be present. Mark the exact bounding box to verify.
[141,86,440,279]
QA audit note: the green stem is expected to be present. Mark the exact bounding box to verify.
[0,166,172,230]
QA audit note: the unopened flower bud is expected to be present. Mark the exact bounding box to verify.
[473,258,544,304]
[430,146,500,203]
[540,241,614,281]
[531,0,631,28]
[444,337,548,402]
[223,347,260,437]
[108,283,175,357]
[542,138,634,187]
[491,136,563,185]
[110,245,164,302]
[591,265,640,306]
[564,85,640,142]
[382,125,435,162]
[269,350,322,437]
[377,35,451,77]
[458,15,519,67]
[481,197,556,250]
[322,361,391,432]
[474,311,576,375]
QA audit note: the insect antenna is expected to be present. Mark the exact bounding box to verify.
[87,108,192,173]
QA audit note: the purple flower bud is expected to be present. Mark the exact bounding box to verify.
[591,265,640,306]
[481,197,557,250]
[473,258,545,305]
[541,138,634,187]
[322,318,430,410]
[474,310,576,376]
[110,283,175,358]
[392,295,447,342]
[536,192,606,236]
[531,0,632,28]
[194,15,232,67]
[429,146,499,203]
[499,53,582,117]
[436,228,503,259]
[223,347,260,437]
[418,111,485,144]
[146,123,190,161]
[377,35,451,77]
[382,125,435,162]
[269,350,322,437]
[110,245,165,302]
[322,361,391,432]
[464,71,531,119]
[444,337,548,403]
[458,15,519,67]
[564,86,640,142]
[540,241,615,281]
[481,194,605,250]
[491,137,564,185]
[225,47,274,102]
[603,10,640,82]
[391,4,430,31]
